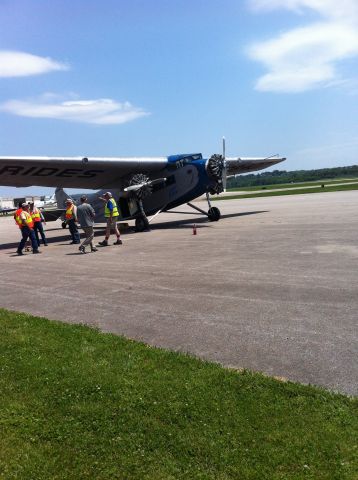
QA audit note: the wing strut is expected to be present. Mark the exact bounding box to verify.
[148,203,168,223]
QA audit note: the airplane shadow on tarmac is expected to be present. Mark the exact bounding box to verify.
[150,210,268,230]
[1,210,267,251]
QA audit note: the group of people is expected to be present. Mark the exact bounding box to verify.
[14,201,48,255]
[15,191,122,255]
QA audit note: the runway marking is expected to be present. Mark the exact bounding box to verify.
[316,244,358,257]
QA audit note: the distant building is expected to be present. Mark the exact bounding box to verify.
[13,196,42,207]
[0,194,57,212]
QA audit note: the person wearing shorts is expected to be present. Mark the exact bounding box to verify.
[98,192,122,247]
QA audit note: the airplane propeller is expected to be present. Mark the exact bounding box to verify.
[125,174,152,199]
[205,137,228,194]
[222,136,227,192]
[124,174,167,199]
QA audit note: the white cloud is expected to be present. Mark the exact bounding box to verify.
[0,94,150,125]
[249,0,358,21]
[0,51,69,77]
[247,0,358,92]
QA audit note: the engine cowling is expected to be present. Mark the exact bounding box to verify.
[205,154,224,194]
[128,173,153,200]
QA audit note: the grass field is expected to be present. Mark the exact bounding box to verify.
[0,309,357,479]
[227,178,358,192]
[216,182,358,201]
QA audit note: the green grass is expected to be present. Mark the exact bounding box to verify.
[216,183,358,201]
[227,178,358,192]
[0,309,357,479]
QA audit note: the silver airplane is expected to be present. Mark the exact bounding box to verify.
[0,145,285,230]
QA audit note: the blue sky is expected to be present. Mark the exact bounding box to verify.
[1,0,357,196]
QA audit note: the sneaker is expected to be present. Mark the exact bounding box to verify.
[91,247,98,252]
[98,240,108,246]
[44,244,48,246]
[113,239,122,245]
[33,250,42,254]
[79,246,86,254]
[17,251,23,256]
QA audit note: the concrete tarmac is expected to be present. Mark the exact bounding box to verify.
[1,191,357,395]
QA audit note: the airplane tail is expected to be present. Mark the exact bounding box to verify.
[55,187,73,208]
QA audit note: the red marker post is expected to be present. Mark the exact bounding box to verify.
[193,224,197,235]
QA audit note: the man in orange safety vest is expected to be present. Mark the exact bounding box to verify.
[65,198,80,244]
[16,203,41,255]
[29,201,48,247]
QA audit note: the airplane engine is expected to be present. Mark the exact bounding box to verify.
[205,154,225,194]
[128,173,153,199]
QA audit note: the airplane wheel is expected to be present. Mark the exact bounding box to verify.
[208,207,221,222]
[135,217,147,232]
[62,221,67,229]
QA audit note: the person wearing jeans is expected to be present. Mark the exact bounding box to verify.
[65,199,80,244]
[16,203,41,255]
[76,195,97,254]
[29,201,48,247]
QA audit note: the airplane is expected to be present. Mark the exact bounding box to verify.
[0,198,16,215]
[0,206,16,216]
[0,145,285,230]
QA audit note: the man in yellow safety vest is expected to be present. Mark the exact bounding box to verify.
[16,203,41,255]
[98,192,122,247]
[29,201,48,247]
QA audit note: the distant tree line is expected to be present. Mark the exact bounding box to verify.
[227,165,358,188]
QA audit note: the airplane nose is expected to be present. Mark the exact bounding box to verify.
[205,154,225,194]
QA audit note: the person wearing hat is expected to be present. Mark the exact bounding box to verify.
[28,201,48,247]
[13,200,23,228]
[76,195,97,254]
[16,203,41,255]
[65,198,80,244]
[97,192,122,246]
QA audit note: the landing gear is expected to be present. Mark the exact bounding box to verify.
[206,192,221,221]
[185,192,221,221]
[208,206,221,221]
[135,199,150,232]
[61,221,67,229]
[135,216,150,232]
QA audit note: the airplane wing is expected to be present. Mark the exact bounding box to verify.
[226,157,286,176]
[0,207,16,214]
[41,208,64,222]
[0,156,168,189]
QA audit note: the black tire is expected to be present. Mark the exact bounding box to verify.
[61,221,67,229]
[208,207,221,222]
[135,217,147,232]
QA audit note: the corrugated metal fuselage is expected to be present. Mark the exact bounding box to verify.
[65,157,213,222]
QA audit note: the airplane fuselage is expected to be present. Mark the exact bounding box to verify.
[60,154,215,223]
[1,152,285,227]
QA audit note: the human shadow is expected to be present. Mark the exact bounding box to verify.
[1,211,267,250]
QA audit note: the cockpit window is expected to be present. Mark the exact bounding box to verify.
[168,154,202,170]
